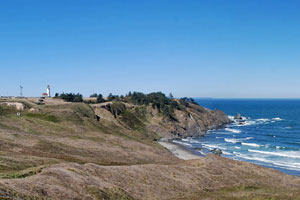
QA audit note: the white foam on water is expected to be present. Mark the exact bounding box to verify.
[224,138,239,143]
[271,161,300,170]
[234,146,241,149]
[257,118,269,122]
[224,137,253,144]
[181,138,200,144]
[235,153,270,163]
[182,138,202,144]
[272,117,283,121]
[225,128,241,134]
[222,151,232,155]
[173,140,193,147]
[196,150,206,155]
[202,144,226,150]
[248,149,300,159]
[241,142,260,147]
[229,115,283,128]
[235,152,300,170]
[234,120,257,126]
[228,115,235,121]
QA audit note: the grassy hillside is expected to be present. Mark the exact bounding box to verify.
[0,99,179,176]
[0,97,299,200]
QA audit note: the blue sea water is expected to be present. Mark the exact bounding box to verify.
[176,99,300,176]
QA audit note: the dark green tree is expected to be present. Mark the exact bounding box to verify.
[90,93,98,97]
[96,94,105,103]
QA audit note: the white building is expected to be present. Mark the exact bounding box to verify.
[47,85,51,97]
[42,85,51,97]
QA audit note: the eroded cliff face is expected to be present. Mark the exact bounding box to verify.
[146,101,231,139]
[93,100,231,139]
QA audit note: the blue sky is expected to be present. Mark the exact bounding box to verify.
[0,0,300,98]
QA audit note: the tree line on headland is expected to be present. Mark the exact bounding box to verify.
[54,92,198,121]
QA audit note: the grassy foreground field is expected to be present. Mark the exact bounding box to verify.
[0,98,299,200]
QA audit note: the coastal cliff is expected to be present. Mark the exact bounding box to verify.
[92,95,230,140]
[0,96,299,200]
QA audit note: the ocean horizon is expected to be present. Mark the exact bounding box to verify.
[175,98,300,176]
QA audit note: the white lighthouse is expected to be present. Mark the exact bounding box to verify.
[41,85,51,98]
[47,85,51,97]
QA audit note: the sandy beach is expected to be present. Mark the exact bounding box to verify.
[158,141,201,160]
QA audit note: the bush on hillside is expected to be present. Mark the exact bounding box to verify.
[128,92,180,121]
[90,93,98,97]
[59,93,83,102]
[107,93,120,101]
[96,94,105,103]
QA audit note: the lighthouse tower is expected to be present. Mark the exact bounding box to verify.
[46,85,51,97]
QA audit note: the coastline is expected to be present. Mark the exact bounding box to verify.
[158,140,201,160]
[159,139,300,176]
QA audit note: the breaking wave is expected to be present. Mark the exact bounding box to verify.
[248,149,300,159]
[225,128,241,133]
[241,142,261,147]
[224,137,253,144]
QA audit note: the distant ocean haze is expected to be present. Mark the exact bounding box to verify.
[177,99,300,176]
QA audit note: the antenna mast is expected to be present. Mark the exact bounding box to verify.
[20,86,23,97]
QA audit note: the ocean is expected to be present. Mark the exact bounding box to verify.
[175,99,300,176]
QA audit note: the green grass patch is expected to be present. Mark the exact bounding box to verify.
[0,166,44,179]
[134,106,147,121]
[26,113,59,123]
[120,110,145,131]
[0,105,17,116]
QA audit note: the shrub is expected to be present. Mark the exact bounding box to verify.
[96,94,105,103]
[90,93,98,97]
[120,110,145,130]
[129,92,179,121]
[59,93,83,102]
[211,148,222,156]
[107,93,119,101]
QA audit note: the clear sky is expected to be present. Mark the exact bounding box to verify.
[0,0,300,98]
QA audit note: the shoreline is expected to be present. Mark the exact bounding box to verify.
[159,138,300,177]
[158,140,202,160]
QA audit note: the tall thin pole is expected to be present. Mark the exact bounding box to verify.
[20,86,22,96]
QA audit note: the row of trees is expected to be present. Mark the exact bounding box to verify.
[128,92,180,121]
[55,93,83,102]
[90,93,120,103]
[56,92,198,109]
[90,93,105,103]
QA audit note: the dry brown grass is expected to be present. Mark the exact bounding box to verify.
[0,98,299,199]
[1,155,300,200]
